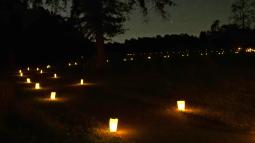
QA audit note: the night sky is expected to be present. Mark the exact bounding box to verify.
[113,0,234,43]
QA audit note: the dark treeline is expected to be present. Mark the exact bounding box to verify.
[106,24,255,56]
[107,34,199,55]
[18,8,93,65]
[0,1,93,69]
[2,0,255,68]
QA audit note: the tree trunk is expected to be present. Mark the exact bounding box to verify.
[95,32,106,70]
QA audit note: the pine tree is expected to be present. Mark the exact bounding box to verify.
[231,0,255,29]
[23,0,175,69]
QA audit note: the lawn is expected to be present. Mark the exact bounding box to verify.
[1,55,255,143]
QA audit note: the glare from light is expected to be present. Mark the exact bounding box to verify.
[177,100,185,111]
[80,79,84,85]
[246,48,255,53]
[26,78,31,83]
[109,118,118,132]
[35,83,40,89]
[50,92,56,100]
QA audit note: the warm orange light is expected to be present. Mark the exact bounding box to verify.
[40,70,43,74]
[26,78,31,83]
[20,73,23,77]
[35,83,40,89]
[177,100,185,111]
[54,73,57,78]
[80,79,84,85]
[50,92,56,100]
[19,70,22,73]
[47,65,51,69]
[246,48,255,53]
[109,118,118,132]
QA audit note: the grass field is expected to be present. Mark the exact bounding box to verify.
[1,55,255,143]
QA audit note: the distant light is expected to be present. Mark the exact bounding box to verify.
[54,73,57,78]
[106,59,109,63]
[47,65,51,69]
[74,62,78,65]
[164,55,170,59]
[50,92,56,100]
[147,56,151,60]
[177,100,185,111]
[123,58,127,62]
[19,70,22,73]
[35,83,40,89]
[36,67,39,71]
[246,48,255,53]
[27,67,30,71]
[130,57,134,61]
[80,79,84,85]
[109,118,118,132]
[26,78,31,83]
[40,70,43,74]
[20,73,23,77]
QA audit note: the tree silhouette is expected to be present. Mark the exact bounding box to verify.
[70,0,130,69]
[231,0,255,29]
[211,20,220,32]
[23,0,175,69]
[0,0,27,74]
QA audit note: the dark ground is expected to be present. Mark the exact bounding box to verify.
[1,55,255,143]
